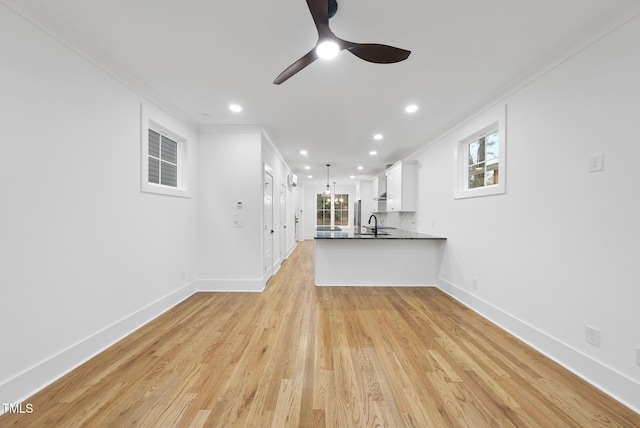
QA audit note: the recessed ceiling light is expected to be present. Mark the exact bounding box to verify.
[300,150,308,156]
[308,175,313,179]
[229,104,242,113]
[357,166,363,170]
[350,175,356,179]
[316,40,340,59]
[405,104,418,113]
[370,151,377,156]
[304,165,311,170]
[373,133,383,140]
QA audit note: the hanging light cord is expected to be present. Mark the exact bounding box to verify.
[326,164,331,194]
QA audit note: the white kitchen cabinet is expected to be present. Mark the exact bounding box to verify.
[385,161,417,211]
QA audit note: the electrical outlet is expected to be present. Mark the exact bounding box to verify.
[585,326,600,347]
[472,278,478,289]
[588,153,604,172]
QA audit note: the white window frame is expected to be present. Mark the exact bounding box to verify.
[454,107,506,199]
[140,103,190,198]
[315,192,350,227]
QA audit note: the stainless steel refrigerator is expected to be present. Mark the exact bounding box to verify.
[353,200,361,231]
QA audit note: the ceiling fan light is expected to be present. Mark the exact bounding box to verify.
[316,41,340,60]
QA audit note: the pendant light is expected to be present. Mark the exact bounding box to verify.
[325,164,331,194]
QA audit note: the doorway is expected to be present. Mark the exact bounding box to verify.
[263,165,274,282]
[279,183,286,262]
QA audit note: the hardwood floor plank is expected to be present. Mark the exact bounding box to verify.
[188,409,212,428]
[2,240,639,427]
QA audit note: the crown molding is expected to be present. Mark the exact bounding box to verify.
[1,0,198,131]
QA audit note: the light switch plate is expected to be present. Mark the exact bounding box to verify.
[588,153,604,172]
[586,326,600,347]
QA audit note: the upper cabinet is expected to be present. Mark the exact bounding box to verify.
[385,161,418,212]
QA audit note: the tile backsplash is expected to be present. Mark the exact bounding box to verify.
[378,211,416,232]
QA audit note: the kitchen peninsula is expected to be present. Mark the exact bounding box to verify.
[315,228,447,286]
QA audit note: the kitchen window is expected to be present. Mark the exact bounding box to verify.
[316,194,331,226]
[316,193,349,226]
[454,107,506,199]
[140,103,190,198]
[333,194,349,226]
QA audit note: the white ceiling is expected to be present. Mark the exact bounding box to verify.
[7,0,640,185]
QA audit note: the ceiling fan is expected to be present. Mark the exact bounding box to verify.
[273,0,411,84]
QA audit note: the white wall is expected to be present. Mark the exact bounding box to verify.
[411,15,640,411]
[196,129,295,291]
[196,130,263,291]
[0,6,198,406]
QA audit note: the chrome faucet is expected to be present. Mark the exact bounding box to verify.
[368,214,378,237]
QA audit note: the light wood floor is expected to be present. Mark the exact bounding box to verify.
[2,240,639,427]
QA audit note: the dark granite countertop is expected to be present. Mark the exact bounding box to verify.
[315,228,446,240]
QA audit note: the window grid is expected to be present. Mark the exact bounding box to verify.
[466,130,499,190]
[148,129,178,188]
[316,193,350,226]
[316,194,332,226]
[333,194,349,226]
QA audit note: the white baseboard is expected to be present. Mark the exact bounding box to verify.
[0,281,198,414]
[436,277,640,415]
[196,278,264,292]
[286,242,297,259]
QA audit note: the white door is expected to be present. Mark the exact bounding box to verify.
[279,184,286,261]
[264,167,274,281]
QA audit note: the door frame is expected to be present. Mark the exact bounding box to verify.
[263,163,274,283]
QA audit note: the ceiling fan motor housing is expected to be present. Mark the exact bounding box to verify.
[328,0,338,19]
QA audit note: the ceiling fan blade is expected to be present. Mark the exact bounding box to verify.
[306,0,330,32]
[342,42,411,64]
[273,48,320,85]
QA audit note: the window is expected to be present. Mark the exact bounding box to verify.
[333,194,349,226]
[148,130,178,187]
[454,106,506,199]
[316,193,349,226]
[467,128,499,189]
[141,103,190,198]
[316,193,332,226]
